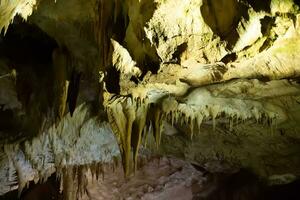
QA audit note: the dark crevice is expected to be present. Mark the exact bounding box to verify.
[67,70,82,117]
[202,169,300,200]
[260,16,275,36]
[0,173,62,200]
[243,0,271,12]
[105,66,120,94]
[259,16,276,52]
[267,179,300,200]
[122,0,160,76]
[172,42,188,64]
[140,54,161,76]
[0,16,58,138]
[0,109,23,143]
[257,76,271,82]
[201,0,250,50]
[220,53,237,64]
[0,16,58,65]
[111,6,129,43]
[130,76,139,84]
[259,38,274,52]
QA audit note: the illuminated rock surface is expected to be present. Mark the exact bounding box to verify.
[1,0,300,199]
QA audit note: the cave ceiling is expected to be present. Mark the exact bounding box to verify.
[1,0,300,199]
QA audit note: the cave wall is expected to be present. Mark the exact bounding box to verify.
[1,0,300,199]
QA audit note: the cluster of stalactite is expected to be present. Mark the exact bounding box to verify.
[0,104,120,199]
[104,16,300,175]
[104,79,293,176]
[93,0,124,68]
[1,0,300,199]
[0,0,37,34]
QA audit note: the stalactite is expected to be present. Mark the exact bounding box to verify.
[196,114,203,134]
[62,166,75,200]
[52,48,70,122]
[0,103,120,198]
[131,103,148,172]
[61,165,88,200]
[190,117,194,139]
[98,163,104,179]
[89,162,97,180]
[0,0,37,34]
[3,144,29,197]
[152,106,162,148]
[229,117,233,131]
[94,0,120,69]
[2,1,300,198]
[76,165,87,198]
[210,105,220,132]
[105,76,291,177]
[111,39,142,77]
[107,97,131,176]
[106,95,149,176]
[0,152,17,195]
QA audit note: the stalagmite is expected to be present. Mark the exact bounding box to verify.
[1,0,300,198]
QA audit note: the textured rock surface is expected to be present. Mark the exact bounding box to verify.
[80,157,206,200]
[0,0,37,34]
[0,104,119,197]
[1,0,300,198]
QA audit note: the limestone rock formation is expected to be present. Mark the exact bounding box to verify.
[1,0,300,199]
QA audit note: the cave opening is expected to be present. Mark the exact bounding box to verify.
[0,173,62,200]
[244,0,271,12]
[202,169,300,200]
[0,15,58,140]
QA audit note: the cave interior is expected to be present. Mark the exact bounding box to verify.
[1,0,300,199]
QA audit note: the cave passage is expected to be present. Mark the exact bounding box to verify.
[0,16,58,141]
